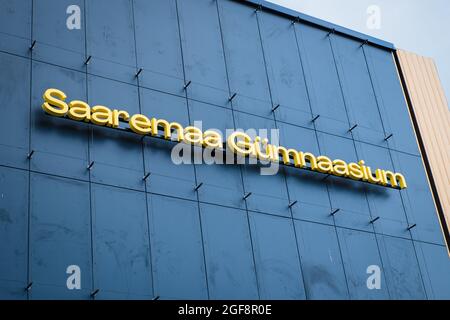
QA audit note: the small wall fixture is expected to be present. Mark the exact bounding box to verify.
[27,150,35,159]
[330,208,340,216]
[142,172,151,181]
[84,55,92,65]
[348,124,358,132]
[87,161,94,171]
[369,216,380,224]
[194,182,203,191]
[243,192,252,200]
[183,80,192,90]
[90,289,99,298]
[25,282,33,292]
[29,40,36,51]
[311,114,320,123]
[228,93,237,102]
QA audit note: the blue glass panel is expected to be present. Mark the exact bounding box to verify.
[294,220,348,299]
[336,228,389,299]
[33,0,85,70]
[316,132,372,231]
[296,23,349,137]
[30,286,91,300]
[234,112,290,217]
[189,100,244,208]
[0,53,30,169]
[148,194,207,299]
[278,123,332,224]
[0,280,28,300]
[92,184,152,299]
[0,0,31,56]
[364,46,419,155]
[355,141,410,238]
[376,235,426,299]
[249,212,306,299]
[200,203,259,299]
[30,173,92,299]
[140,88,196,200]
[0,167,28,299]
[331,34,385,146]
[416,241,450,299]
[86,0,136,83]
[391,151,444,245]
[177,0,229,107]
[88,75,144,190]
[31,62,89,180]
[218,0,272,117]
[134,0,184,95]
[259,11,312,128]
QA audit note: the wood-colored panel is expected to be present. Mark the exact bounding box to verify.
[396,49,450,249]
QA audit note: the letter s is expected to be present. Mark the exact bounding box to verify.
[42,88,69,117]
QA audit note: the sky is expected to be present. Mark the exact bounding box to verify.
[268,0,450,107]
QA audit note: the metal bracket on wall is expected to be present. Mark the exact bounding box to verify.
[84,55,92,65]
[142,172,151,181]
[153,296,160,300]
[194,182,203,192]
[243,192,252,200]
[87,161,94,171]
[360,39,369,48]
[135,68,143,78]
[29,40,36,51]
[271,104,280,112]
[348,124,358,133]
[254,4,262,13]
[183,80,192,90]
[288,200,298,208]
[369,216,380,224]
[25,282,33,292]
[327,28,335,37]
[27,150,34,160]
[291,16,300,25]
[384,133,393,141]
[311,114,320,123]
[407,223,417,231]
[330,208,340,216]
[90,289,99,298]
[228,93,237,102]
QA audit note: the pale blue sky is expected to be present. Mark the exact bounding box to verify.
[268,0,450,106]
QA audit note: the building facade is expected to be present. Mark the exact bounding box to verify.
[0,0,449,299]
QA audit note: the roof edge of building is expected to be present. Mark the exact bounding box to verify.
[238,0,396,51]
